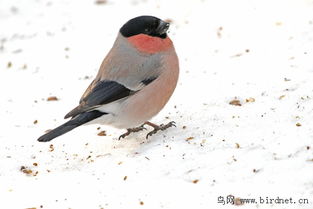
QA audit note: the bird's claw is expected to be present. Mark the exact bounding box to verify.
[118,125,146,140]
[146,121,176,139]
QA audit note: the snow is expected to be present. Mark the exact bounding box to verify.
[1,0,313,208]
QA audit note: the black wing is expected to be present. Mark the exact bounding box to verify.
[65,80,134,119]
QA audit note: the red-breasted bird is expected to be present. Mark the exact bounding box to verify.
[37,15,179,142]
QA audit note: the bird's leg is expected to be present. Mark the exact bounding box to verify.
[144,121,176,139]
[118,124,146,140]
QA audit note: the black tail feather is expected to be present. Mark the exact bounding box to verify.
[37,110,106,142]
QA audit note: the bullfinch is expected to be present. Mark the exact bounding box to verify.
[37,15,179,142]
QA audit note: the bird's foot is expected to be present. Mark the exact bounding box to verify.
[145,121,176,139]
[118,125,146,140]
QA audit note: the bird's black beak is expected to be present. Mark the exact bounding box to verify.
[156,20,170,36]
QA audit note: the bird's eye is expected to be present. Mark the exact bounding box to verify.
[144,26,154,34]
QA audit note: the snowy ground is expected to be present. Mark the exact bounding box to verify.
[1,0,313,208]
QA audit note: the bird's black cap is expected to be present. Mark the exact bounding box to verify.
[120,16,170,39]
